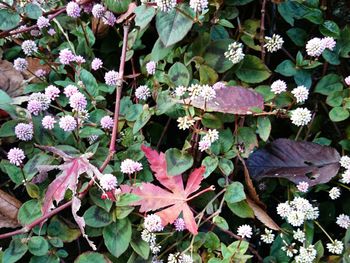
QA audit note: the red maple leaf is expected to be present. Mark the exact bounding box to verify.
[129,145,214,235]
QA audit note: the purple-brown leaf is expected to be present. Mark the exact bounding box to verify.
[187,86,264,115]
[247,139,340,186]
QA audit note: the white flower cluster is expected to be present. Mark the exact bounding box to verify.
[290,108,312,126]
[336,214,350,229]
[237,224,253,239]
[156,0,176,12]
[270,79,287,94]
[167,252,193,263]
[264,34,284,53]
[329,187,341,200]
[340,155,350,184]
[198,129,219,152]
[177,116,195,130]
[326,240,343,255]
[189,0,208,13]
[174,83,216,102]
[293,229,306,243]
[141,214,163,256]
[306,37,336,57]
[260,229,275,244]
[294,244,317,263]
[291,85,309,103]
[224,42,245,64]
[277,197,319,227]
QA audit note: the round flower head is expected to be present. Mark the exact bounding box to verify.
[293,229,306,243]
[199,85,216,102]
[174,85,187,97]
[322,37,336,51]
[35,69,47,77]
[64,85,79,97]
[290,108,312,126]
[99,173,117,191]
[37,16,50,30]
[336,214,350,229]
[104,70,120,86]
[296,181,309,193]
[15,123,33,141]
[135,85,151,100]
[66,1,81,18]
[198,139,211,152]
[120,159,143,174]
[291,85,309,103]
[45,85,60,100]
[102,11,116,26]
[59,115,77,132]
[340,155,350,169]
[74,55,86,64]
[7,148,25,166]
[144,214,164,232]
[264,34,284,53]
[237,224,252,238]
[203,129,219,143]
[92,4,105,18]
[48,28,56,36]
[295,245,317,262]
[21,40,38,56]
[224,42,245,64]
[27,100,43,115]
[327,240,343,255]
[213,82,226,90]
[177,116,195,130]
[261,229,275,244]
[156,0,177,12]
[306,37,326,57]
[189,0,208,12]
[174,218,186,231]
[341,169,350,184]
[100,116,114,130]
[146,61,156,75]
[28,93,50,113]
[329,187,341,200]
[69,92,87,111]
[42,116,56,130]
[345,76,350,86]
[91,58,103,70]
[13,58,28,72]
[59,49,75,65]
[270,79,287,94]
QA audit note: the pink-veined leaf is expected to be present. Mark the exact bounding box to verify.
[127,145,209,235]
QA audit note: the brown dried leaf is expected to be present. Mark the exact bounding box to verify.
[92,17,109,38]
[247,198,280,231]
[0,189,22,228]
[116,2,137,23]
[24,58,50,83]
[0,60,24,98]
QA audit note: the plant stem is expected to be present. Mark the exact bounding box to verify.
[260,0,267,62]
[314,220,333,243]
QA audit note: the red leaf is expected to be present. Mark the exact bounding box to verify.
[130,145,210,235]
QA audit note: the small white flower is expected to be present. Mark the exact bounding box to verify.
[297,181,309,193]
[187,84,201,100]
[120,159,143,174]
[174,86,187,97]
[341,169,350,184]
[293,229,306,243]
[198,139,211,152]
[99,174,117,191]
[292,86,309,103]
[282,242,298,257]
[322,37,336,51]
[340,156,350,169]
[199,85,216,102]
[326,240,343,255]
[135,85,151,100]
[264,34,284,53]
[177,116,195,130]
[329,187,341,200]
[155,0,176,12]
[290,108,312,126]
[277,202,291,218]
[21,40,38,56]
[203,129,219,143]
[336,214,350,229]
[144,214,164,232]
[224,42,245,64]
[295,245,317,263]
[261,229,275,244]
[189,0,208,13]
[345,76,350,86]
[237,224,252,238]
[270,80,287,94]
[287,210,305,227]
[306,37,326,57]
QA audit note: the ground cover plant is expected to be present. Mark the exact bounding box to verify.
[0,0,350,262]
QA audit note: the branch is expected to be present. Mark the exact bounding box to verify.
[260,0,267,62]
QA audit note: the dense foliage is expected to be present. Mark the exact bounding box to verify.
[0,0,350,262]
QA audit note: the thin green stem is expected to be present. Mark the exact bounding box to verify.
[314,221,333,243]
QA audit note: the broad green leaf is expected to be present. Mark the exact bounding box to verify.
[134,5,156,30]
[320,20,340,38]
[165,148,193,176]
[1,160,23,184]
[168,62,190,86]
[89,188,113,212]
[156,4,194,47]
[286,28,308,46]
[151,38,174,62]
[329,107,349,122]
[0,120,17,137]
[103,219,132,258]
[103,0,131,13]
[18,200,42,225]
[3,239,28,263]
[218,158,234,176]
[25,3,42,19]
[116,193,141,206]
[79,127,105,138]
[47,216,81,243]
[315,74,343,95]
[199,65,218,85]
[80,69,98,96]
[130,239,150,260]
[204,232,220,250]
[275,60,297,76]
[235,55,271,83]
[204,39,234,73]
[224,182,246,203]
[23,153,53,181]
[213,215,229,230]
[83,206,112,228]
[211,128,233,155]
[29,255,60,263]
[133,108,152,134]
[28,237,49,256]
[74,252,109,263]
[227,200,254,218]
[0,9,20,30]
[202,156,218,178]
[257,117,271,141]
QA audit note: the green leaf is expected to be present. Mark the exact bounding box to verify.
[18,200,42,225]
[320,20,340,38]
[326,91,343,107]
[1,160,23,184]
[286,28,308,46]
[202,113,223,129]
[199,65,218,85]
[168,62,190,86]
[130,239,150,260]
[23,153,53,181]
[151,38,174,62]
[29,255,60,263]
[227,200,254,218]
[275,60,297,77]
[257,117,271,141]
[116,193,141,206]
[213,215,229,230]
[156,4,194,47]
[134,5,156,30]
[218,158,234,176]
[0,120,17,137]
[315,74,343,95]
[235,55,271,83]
[103,219,132,258]
[103,0,131,13]
[28,237,49,256]
[211,128,233,155]
[89,188,113,212]
[339,25,350,58]
[3,239,28,263]
[165,148,193,176]
[237,127,258,158]
[47,216,81,243]
[74,252,109,263]
[80,69,98,96]
[329,107,349,122]
[79,127,105,138]
[204,39,234,73]
[25,3,42,19]
[204,232,220,250]
[133,108,152,134]
[224,182,246,203]
[0,9,20,30]
[83,206,112,228]
[202,156,219,178]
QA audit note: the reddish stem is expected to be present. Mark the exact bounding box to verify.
[186,185,215,201]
